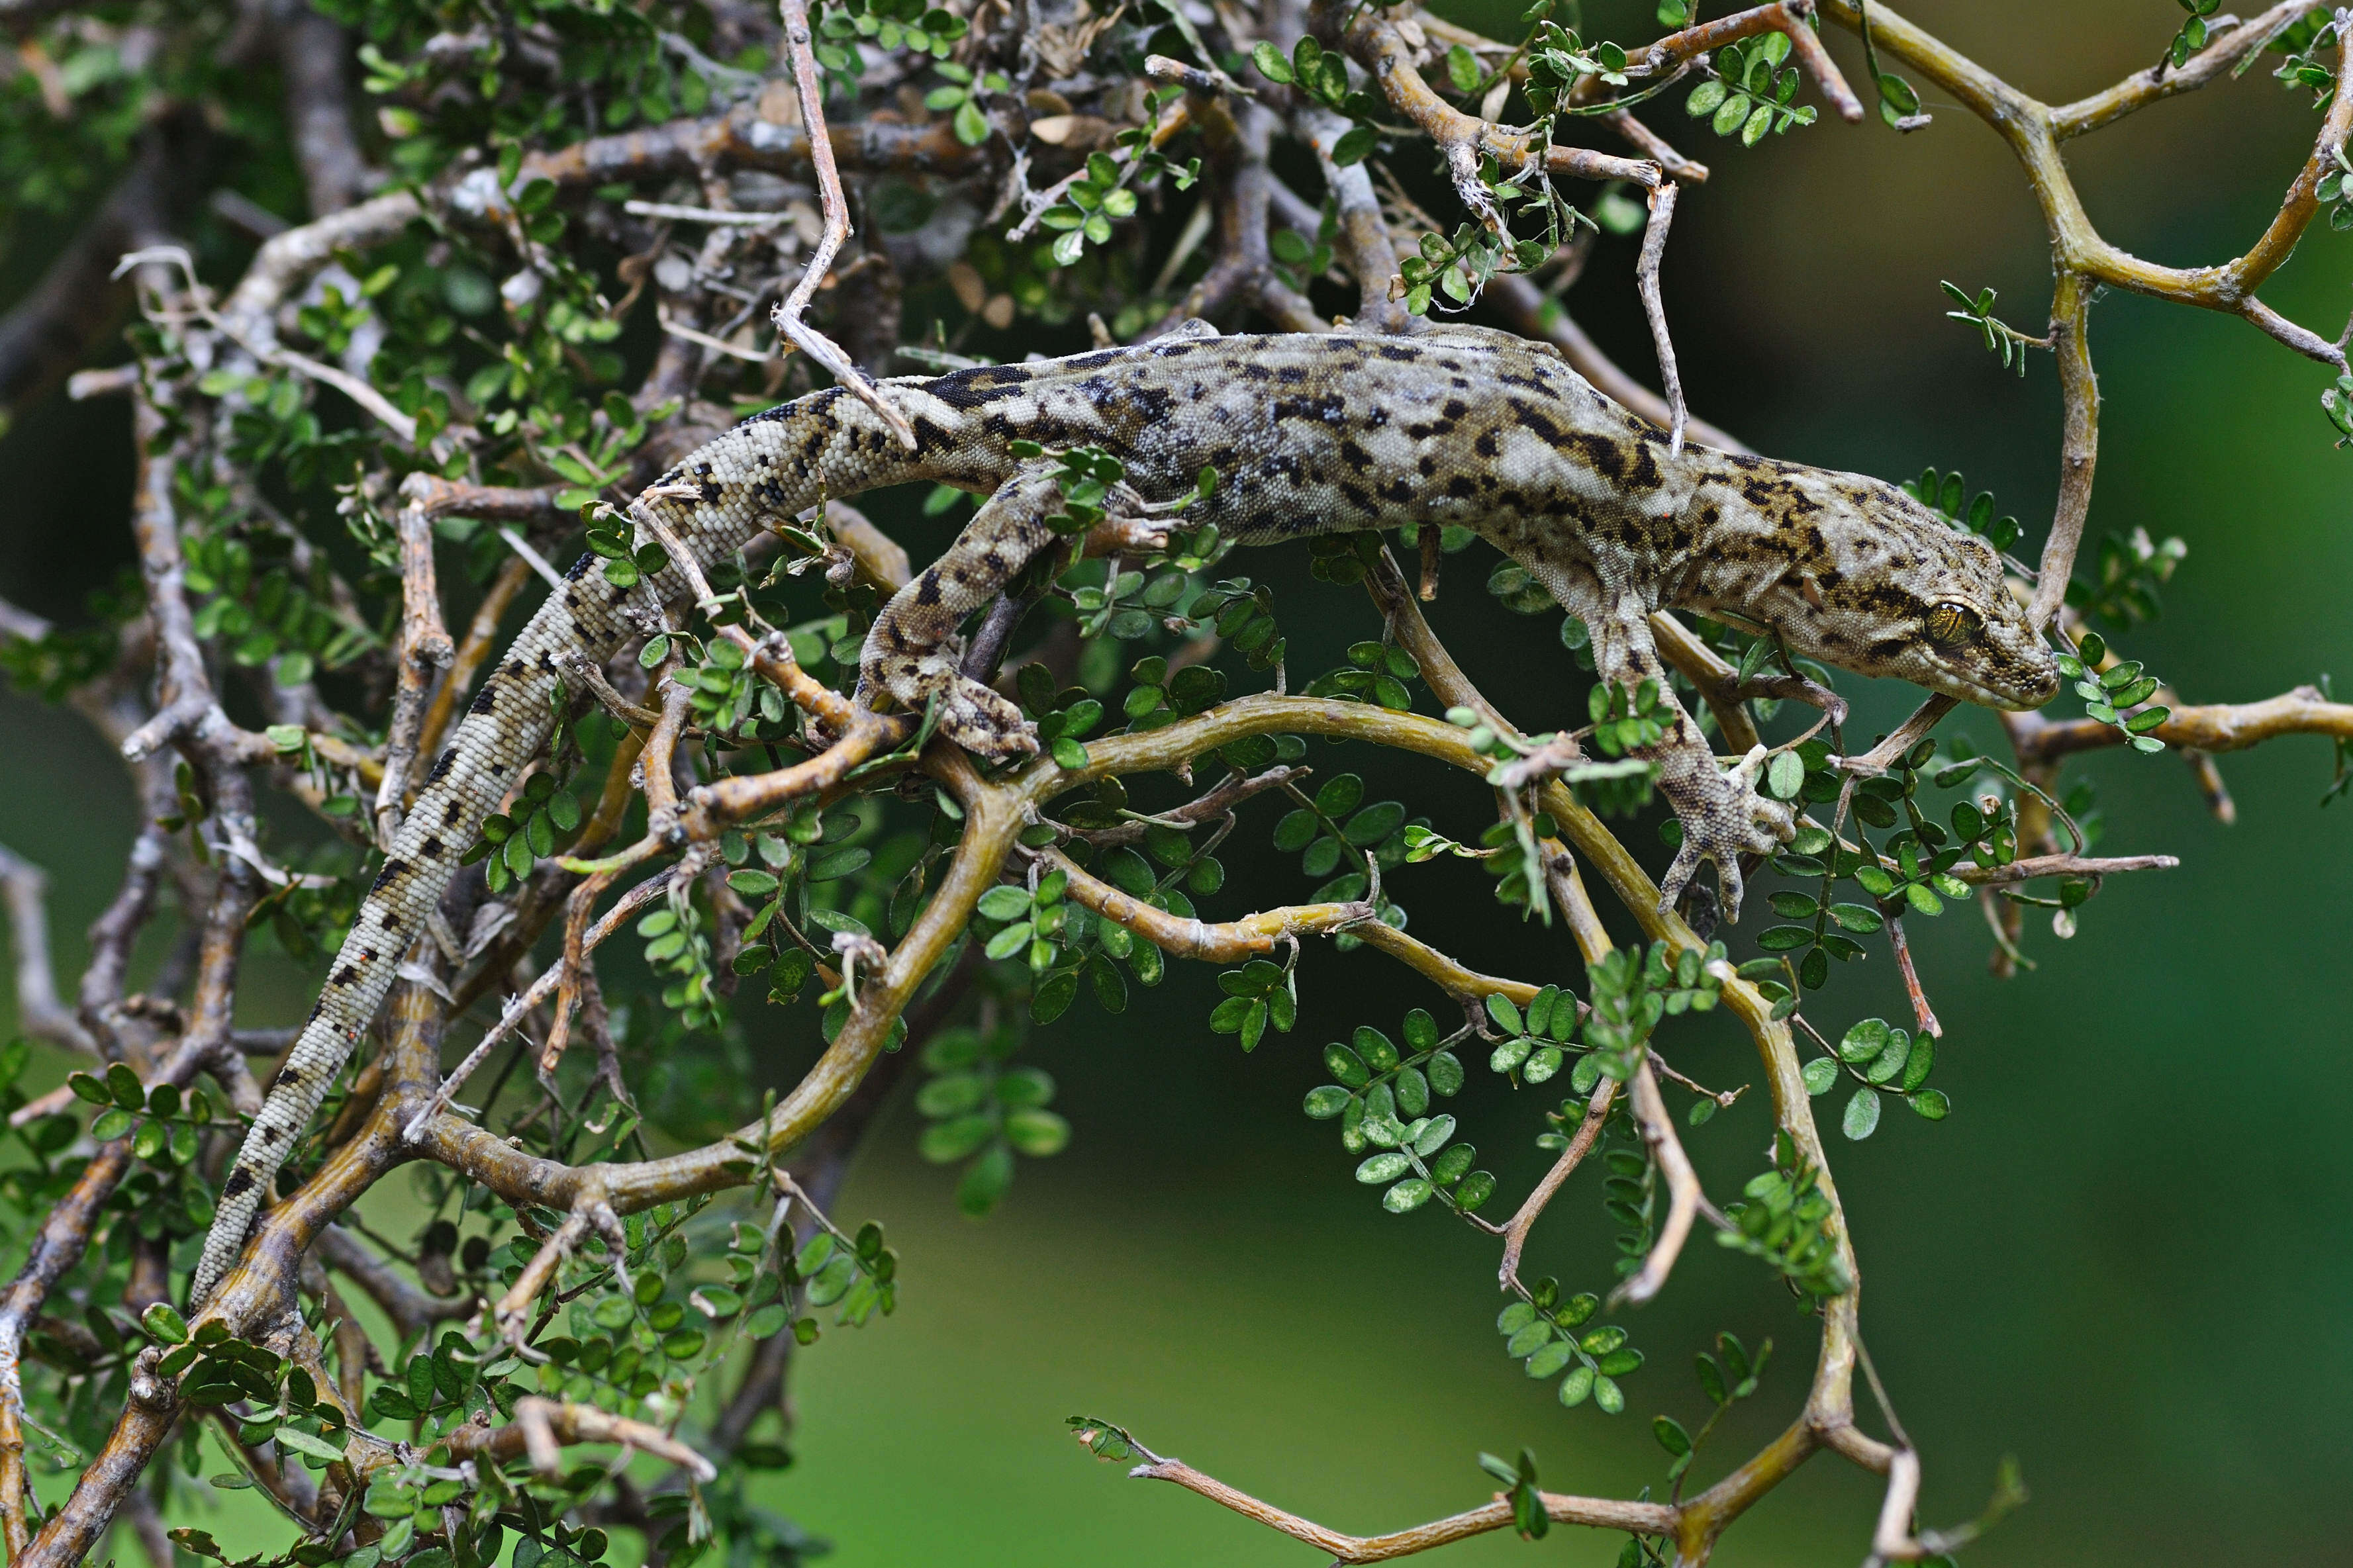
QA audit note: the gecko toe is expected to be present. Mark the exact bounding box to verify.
[1656,840,1704,919]
[1715,856,1747,924]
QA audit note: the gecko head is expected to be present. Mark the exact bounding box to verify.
[1734,477,2060,712]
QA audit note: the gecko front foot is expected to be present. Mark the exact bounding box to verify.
[1657,746,1792,923]
[862,645,1039,762]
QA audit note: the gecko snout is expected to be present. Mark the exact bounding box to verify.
[1945,616,2060,711]
[1982,652,2061,712]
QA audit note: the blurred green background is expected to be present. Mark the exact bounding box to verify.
[4,3,2350,1563]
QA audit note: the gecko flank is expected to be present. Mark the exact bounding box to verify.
[189,326,2056,1305]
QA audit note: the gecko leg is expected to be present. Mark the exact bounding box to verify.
[1655,740,1790,921]
[858,463,1065,760]
[1589,595,1791,921]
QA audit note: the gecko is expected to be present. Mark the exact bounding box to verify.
[189,324,2058,1305]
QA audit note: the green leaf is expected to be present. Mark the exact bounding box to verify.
[1864,1029,1911,1085]
[1251,40,1293,82]
[1331,126,1377,167]
[368,1386,417,1422]
[1505,1321,1555,1358]
[1316,772,1365,817]
[1382,1177,1433,1213]
[1303,1085,1353,1119]
[919,1113,996,1163]
[1907,1088,1951,1120]
[1271,809,1320,852]
[1696,1353,1727,1406]
[977,886,1032,921]
[1006,1108,1071,1156]
[1842,1086,1882,1140]
[809,846,871,882]
[692,1286,744,1318]
[1827,902,1884,933]
[1900,1035,1936,1093]
[273,1426,347,1463]
[1598,1348,1645,1377]
[1524,1338,1574,1378]
[953,96,989,146]
[1446,43,1482,93]
[1838,1018,1890,1064]
[1412,1115,1457,1158]
[142,1303,189,1345]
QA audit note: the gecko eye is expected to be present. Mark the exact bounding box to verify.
[1925,601,1984,648]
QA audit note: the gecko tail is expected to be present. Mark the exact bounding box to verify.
[188,389,926,1309]
[187,1023,353,1305]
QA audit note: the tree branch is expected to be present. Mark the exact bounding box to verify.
[2011,686,2353,761]
[2050,1,2316,138]
[1101,1430,1674,1561]
[277,0,369,216]
[1045,850,1371,960]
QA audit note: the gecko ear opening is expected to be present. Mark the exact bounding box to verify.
[1796,572,1825,610]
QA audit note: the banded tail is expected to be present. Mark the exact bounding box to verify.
[190,385,932,1305]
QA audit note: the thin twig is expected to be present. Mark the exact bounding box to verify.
[1611,1062,1707,1307]
[1883,917,1942,1039]
[0,846,90,1052]
[771,0,916,449]
[1949,851,2179,887]
[1497,1078,1615,1293]
[401,866,688,1140]
[1104,1432,1674,1560]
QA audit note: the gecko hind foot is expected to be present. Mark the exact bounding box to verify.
[865,649,1039,761]
[1657,746,1792,924]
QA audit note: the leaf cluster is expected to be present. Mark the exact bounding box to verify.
[1686,33,1819,146]
[1497,1280,1643,1416]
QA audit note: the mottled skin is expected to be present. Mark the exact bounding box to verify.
[191,324,2056,1304]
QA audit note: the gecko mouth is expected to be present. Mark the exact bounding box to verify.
[1928,658,2060,712]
